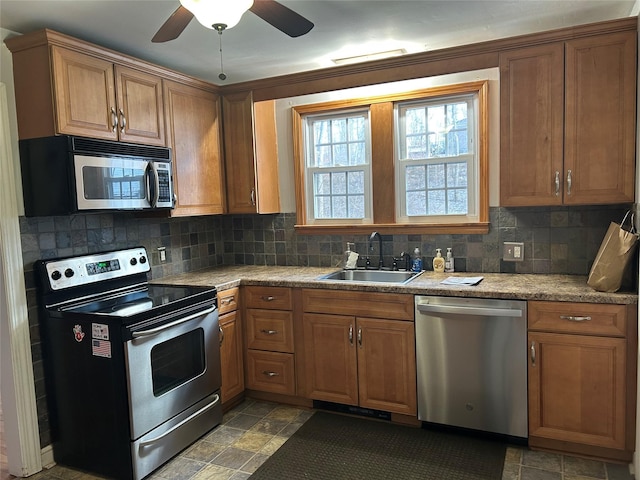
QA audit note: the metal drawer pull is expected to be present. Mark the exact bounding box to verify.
[530,341,536,367]
[110,107,117,132]
[119,108,126,133]
[357,327,362,347]
[554,171,560,196]
[219,325,224,346]
[139,394,220,448]
[559,315,591,322]
[262,371,279,377]
[349,324,353,345]
[221,297,235,305]
[260,329,278,335]
[262,296,275,302]
[566,169,572,196]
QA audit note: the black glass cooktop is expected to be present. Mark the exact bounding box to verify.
[61,284,215,318]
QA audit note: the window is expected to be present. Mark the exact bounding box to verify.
[304,110,372,224]
[292,81,488,234]
[396,94,477,223]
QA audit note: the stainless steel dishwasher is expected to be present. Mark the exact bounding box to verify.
[415,295,528,439]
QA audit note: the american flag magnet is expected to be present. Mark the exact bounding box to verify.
[92,339,112,358]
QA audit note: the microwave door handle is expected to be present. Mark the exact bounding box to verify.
[145,162,159,208]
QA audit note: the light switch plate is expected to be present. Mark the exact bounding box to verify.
[503,242,524,262]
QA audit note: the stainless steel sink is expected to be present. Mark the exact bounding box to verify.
[318,269,423,284]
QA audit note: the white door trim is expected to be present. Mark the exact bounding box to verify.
[0,82,42,477]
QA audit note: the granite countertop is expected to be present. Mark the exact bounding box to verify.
[153,266,638,305]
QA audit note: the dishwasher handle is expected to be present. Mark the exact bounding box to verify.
[416,303,523,318]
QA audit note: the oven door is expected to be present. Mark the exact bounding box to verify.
[125,304,221,439]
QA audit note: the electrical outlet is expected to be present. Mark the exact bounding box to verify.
[503,242,524,262]
[158,247,166,263]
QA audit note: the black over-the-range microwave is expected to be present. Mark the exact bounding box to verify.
[19,135,174,217]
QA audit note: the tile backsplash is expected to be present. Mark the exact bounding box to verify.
[18,203,633,448]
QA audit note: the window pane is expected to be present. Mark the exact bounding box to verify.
[332,118,347,143]
[349,142,366,165]
[331,172,347,194]
[406,166,425,190]
[333,144,348,166]
[314,120,330,145]
[406,108,425,135]
[448,189,468,214]
[332,196,347,218]
[348,171,364,194]
[447,162,467,188]
[427,190,446,215]
[349,195,365,218]
[313,145,331,167]
[427,164,445,189]
[348,117,365,141]
[315,173,331,194]
[407,190,426,216]
[407,135,426,159]
[315,196,331,218]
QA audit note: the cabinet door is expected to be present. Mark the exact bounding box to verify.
[564,31,636,205]
[223,93,280,214]
[51,46,118,141]
[223,91,257,213]
[499,43,564,206]
[303,313,358,406]
[528,331,627,450]
[114,66,166,146]
[219,310,244,404]
[357,318,417,415]
[164,80,225,216]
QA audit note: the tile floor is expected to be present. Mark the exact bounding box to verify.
[0,398,635,480]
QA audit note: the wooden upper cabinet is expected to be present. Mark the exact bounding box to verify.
[164,80,226,216]
[114,65,165,146]
[222,91,280,214]
[499,43,564,206]
[500,31,636,206]
[10,42,166,145]
[564,31,636,205]
[51,46,118,141]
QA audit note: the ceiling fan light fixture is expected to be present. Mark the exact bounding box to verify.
[179,0,254,30]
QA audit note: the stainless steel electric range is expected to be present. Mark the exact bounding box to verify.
[35,247,222,480]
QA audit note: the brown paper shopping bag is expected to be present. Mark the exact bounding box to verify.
[587,211,638,292]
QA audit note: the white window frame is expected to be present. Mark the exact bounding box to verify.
[302,109,373,225]
[395,93,479,224]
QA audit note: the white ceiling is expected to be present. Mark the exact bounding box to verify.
[0,0,637,86]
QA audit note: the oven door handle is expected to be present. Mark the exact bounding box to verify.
[132,305,216,339]
[138,394,220,448]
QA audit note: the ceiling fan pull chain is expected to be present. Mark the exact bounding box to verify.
[215,24,227,81]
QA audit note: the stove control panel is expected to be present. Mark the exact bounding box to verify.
[44,247,151,290]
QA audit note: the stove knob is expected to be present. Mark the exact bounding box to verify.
[139,256,147,264]
[64,268,74,278]
[130,258,138,266]
[51,270,62,281]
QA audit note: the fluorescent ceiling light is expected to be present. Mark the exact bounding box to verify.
[332,48,408,66]
[180,0,254,30]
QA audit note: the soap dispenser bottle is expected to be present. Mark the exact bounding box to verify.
[412,247,423,272]
[343,242,357,269]
[445,248,455,273]
[433,248,445,273]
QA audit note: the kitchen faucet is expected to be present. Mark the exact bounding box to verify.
[369,231,384,269]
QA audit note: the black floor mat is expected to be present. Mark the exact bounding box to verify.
[250,411,506,479]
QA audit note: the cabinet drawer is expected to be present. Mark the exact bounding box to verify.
[528,301,629,337]
[246,308,294,353]
[302,288,414,321]
[244,286,292,310]
[245,350,295,395]
[218,287,239,315]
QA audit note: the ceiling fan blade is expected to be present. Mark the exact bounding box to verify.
[152,5,194,43]
[249,0,314,38]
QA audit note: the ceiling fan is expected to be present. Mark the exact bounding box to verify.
[152,0,314,43]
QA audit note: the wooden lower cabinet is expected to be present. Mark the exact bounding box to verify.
[302,311,417,416]
[527,301,637,461]
[246,350,296,396]
[218,288,244,407]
